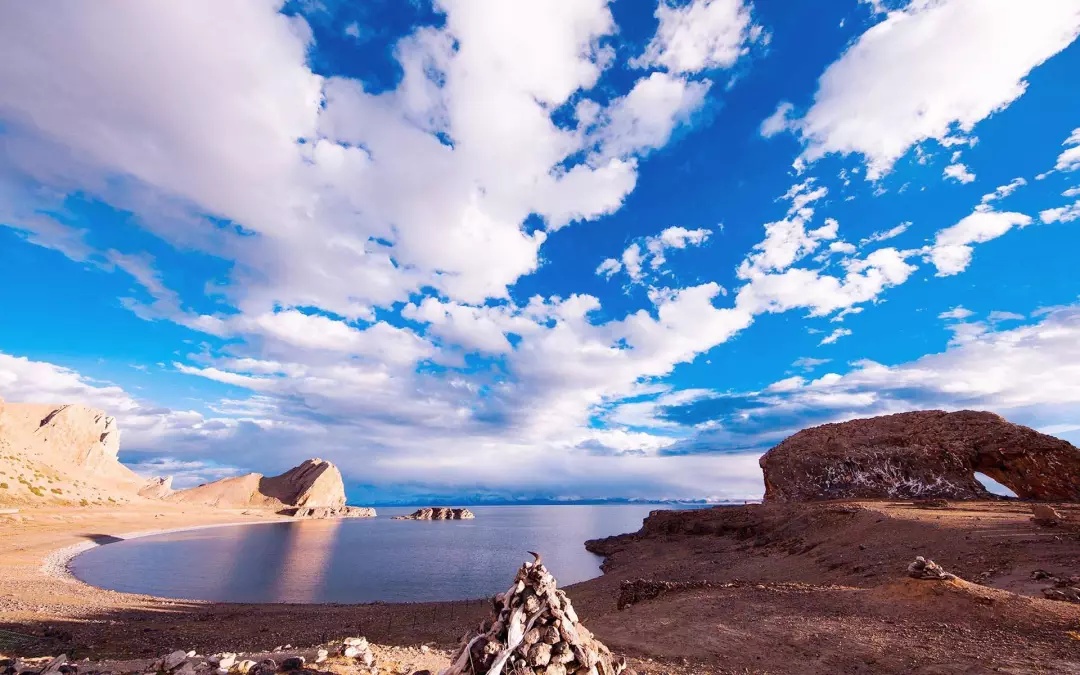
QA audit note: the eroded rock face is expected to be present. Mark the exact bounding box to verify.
[170,458,371,517]
[760,410,1080,502]
[0,397,144,503]
[139,476,174,499]
[391,507,475,520]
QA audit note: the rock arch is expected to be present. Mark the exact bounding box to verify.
[759,410,1080,502]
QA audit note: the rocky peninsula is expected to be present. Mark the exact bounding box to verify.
[392,508,475,521]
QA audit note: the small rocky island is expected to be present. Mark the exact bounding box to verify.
[392,507,475,520]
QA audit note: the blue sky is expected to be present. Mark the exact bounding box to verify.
[1,0,1079,503]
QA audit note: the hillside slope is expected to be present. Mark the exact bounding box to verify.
[0,397,146,505]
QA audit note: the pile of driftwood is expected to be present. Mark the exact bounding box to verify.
[440,553,626,675]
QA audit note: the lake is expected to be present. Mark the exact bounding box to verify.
[70,505,690,603]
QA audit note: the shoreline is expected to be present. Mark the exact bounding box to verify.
[41,517,296,586]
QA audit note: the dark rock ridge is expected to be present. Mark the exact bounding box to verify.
[392,507,475,520]
[759,410,1080,502]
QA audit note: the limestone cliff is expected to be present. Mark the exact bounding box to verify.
[760,410,1080,502]
[0,396,144,504]
[169,458,374,518]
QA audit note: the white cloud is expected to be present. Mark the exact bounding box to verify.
[1064,186,1080,198]
[737,181,835,277]
[632,0,765,74]
[1040,199,1080,223]
[980,177,1027,204]
[1055,128,1080,172]
[943,162,976,184]
[928,208,1033,276]
[819,327,852,345]
[987,310,1025,323]
[938,306,974,320]
[769,0,1080,178]
[598,225,712,283]
[587,72,711,161]
[859,222,910,246]
[0,0,714,320]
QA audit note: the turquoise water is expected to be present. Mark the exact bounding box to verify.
[70,505,684,603]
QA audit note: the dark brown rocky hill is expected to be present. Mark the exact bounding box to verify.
[759,410,1080,502]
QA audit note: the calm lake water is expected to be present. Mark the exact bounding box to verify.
[71,505,688,603]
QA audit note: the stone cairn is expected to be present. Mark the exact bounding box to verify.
[440,553,626,675]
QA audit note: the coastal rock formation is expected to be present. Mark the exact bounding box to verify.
[392,507,475,520]
[441,554,625,675]
[282,505,377,519]
[0,397,144,504]
[139,476,174,499]
[760,410,1080,502]
[169,458,374,518]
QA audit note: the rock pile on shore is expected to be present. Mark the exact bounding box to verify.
[440,554,625,675]
[907,556,955,580]
[0,639,383,675]
[393,508,475,521]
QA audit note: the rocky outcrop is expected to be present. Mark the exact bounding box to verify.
[760,410,1080,502]
[0,397,144,504]
[391,507,475,520]
[169,458,374,518]
[139,476,173,499]
[281,505,377,519]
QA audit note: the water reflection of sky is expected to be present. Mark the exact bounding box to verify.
[71,505,690,603]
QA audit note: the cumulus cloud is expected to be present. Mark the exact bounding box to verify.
[766,0,1080,178]
[819,328,852,345]
[0,0,711,317]
[1040,199,1080,224]
[666,304,1080,454]
[1055,128,1080,172]
[859,222,910,246]
[598,225,712,282]
[939,306,975,320]
[943,162,977,184]
[928,208,1033,276]
[980,177,1027,204]
[632,0,766,74]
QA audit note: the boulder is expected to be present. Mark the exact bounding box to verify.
[1030,504,1062,526]
[760,410,1080,502]
[392,507,475,520]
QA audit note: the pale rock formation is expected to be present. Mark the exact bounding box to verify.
[169,458,375,518]
[139,476,174,499]
[0,396,144,504]
[393,507,476,520]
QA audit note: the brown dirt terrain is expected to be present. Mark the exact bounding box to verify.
[3,501,1080,674]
